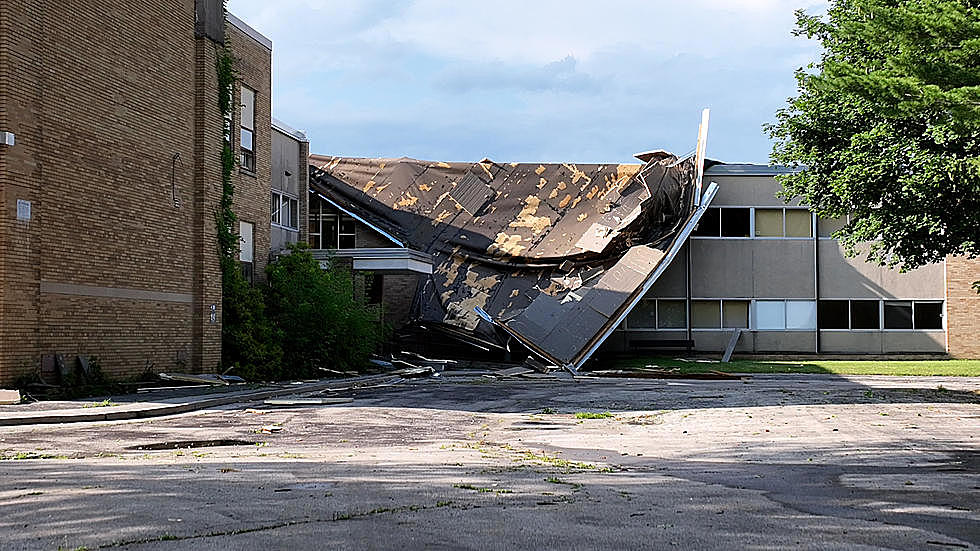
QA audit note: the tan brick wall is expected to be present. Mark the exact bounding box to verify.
[946,256,980,359]
[228,23,272,283]
[0,1,272,384]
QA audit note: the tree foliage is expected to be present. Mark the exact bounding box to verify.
[767,0,980,269]
[265,244,386,379]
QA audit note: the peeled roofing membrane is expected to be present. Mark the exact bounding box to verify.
[310,152,701,368]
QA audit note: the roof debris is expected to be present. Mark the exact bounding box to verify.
[310,113,716,371]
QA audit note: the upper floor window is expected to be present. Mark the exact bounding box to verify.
[693,207,812,238]
[240,86,256,172]
[308,200,357,249]
[271,191,298,230]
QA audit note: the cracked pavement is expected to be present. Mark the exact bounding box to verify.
[0,373,978,550]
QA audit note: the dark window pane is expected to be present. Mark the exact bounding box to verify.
[289,199,299,229]
[818,300,849,329]
[339,216,356,235]
[366,274,384,304]
[323,216,338,248]
[720,208,750,237]
[338,235,356,249]
[309,234,321,249]
[693,208,720,237]
[883,301,913,329]
[851,300,880,329]
[626,300,656,329]
[658,300,687,329]
[913,302,943,329]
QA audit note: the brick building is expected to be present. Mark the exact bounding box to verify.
[0,1,274,384]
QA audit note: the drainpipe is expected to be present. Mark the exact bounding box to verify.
[686,242,693,345]
[813,212,820,353]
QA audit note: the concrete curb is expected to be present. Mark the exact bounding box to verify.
[0,381,341,427]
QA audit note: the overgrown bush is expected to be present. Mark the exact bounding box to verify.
[221,256,283,381]
[265,243,385,378]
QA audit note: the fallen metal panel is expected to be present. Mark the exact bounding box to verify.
[308,111,712,370]
[570,181,721,370]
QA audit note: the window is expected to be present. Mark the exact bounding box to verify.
[240,86,256,172]
[691,300,720,328]
[755,209,783,237]
[308,207,357,249]
[755,301,785,330]
[720,208,751,237]
[657,300,687,329]
[271,191,298,230]
[693,207,720,237]
[365,274,384,305]
[913,302,943,330]
[785,209,812,237]
[722,300,750,329]
[786,300,817,329]
[754,300,816,330]
[339,216,356,249]
[851,300,880,329]
[626,300,656,329]
[884,301,913,329]
[755,208,812,238]
[819,299,942,330]
[818,300,849,329]
[239,221,254,283]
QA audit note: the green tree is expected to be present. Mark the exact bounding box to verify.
[265,244,386,378]
[767,0,980,270]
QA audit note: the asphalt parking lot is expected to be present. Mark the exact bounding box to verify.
[0,373,977,550]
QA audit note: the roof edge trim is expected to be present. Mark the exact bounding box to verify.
[272,118,309,142]
[226,12,273,51]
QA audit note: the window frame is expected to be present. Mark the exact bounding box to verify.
[271,191,299,231]
[690,206,814,240]
[239,85,256,173]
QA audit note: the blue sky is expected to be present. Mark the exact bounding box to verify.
[227,1,826,164]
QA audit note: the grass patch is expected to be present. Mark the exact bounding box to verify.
[574,411,614,419]
[82,399,118,408]
[611,358,980,377]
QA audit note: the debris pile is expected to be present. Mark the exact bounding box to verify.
[310,114,716,371]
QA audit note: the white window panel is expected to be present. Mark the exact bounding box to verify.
[240,86,255,130]
[786,300,817,329]
[755,300,785,330]
[239,221,254,263]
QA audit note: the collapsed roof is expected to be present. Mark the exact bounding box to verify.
[309,113,717,371]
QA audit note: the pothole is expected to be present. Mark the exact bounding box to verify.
[127,439,255,450]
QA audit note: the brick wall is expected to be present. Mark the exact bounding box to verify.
[946,256,980,358]
[228,22,272,283]
[0,1,272,384]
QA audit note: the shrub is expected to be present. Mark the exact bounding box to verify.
[265,244,385,378]
[220,257,283,381]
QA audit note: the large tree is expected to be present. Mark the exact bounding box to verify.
[767,0,980,270]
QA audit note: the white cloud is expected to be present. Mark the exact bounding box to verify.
[226,0,826,163]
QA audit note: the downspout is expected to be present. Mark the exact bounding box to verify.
[813,212,820,353]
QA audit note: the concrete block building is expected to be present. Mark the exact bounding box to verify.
[0,0,276,384]
[608,164,976,356]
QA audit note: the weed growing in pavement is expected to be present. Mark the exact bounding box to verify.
[574,412,614,419]
[1,451,69,460]
[82,399,118,408]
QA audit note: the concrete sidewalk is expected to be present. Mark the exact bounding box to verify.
[0,379,348,427]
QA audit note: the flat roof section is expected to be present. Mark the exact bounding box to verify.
[706,163,800,176]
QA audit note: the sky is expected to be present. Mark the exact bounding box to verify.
[226,1,827,164]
